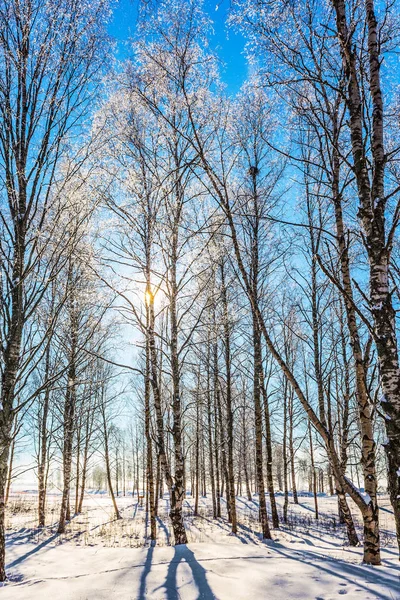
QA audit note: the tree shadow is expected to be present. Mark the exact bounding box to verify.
[156,516,171,544]
[297,502,337,522]
[279,525,345,549]
[164,545,215,600]
[379,506,393,514]
[138,546,154,599]
[235,497,258,513]
[6,532,59,569]
[264,541,400,600]
[199,516,227,533]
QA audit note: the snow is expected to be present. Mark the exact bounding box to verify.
[1,493,399,599]
[3,542,399,600]
[371,303,383,311]
[360,492,372,505]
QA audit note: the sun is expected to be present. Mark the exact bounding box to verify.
[145,289,153,306]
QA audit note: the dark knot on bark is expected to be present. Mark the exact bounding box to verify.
[249,165,259,177]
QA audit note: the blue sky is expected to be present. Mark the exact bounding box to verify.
[108,0,249,94]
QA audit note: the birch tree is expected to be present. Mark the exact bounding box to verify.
[0,0,110,579]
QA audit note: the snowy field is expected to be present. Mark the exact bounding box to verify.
[1,492,399,599]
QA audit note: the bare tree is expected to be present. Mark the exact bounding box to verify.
[0,0,110,578]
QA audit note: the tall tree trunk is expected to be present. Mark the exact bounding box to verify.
[38,335,53,527]
[101,400,121,521]
[155,453,161,515]
[159,459,164,500]
[288,388,298,505]
[260,378,279,528]
[145,298,156,542]
[194,375,200,517]
[217,380,230,521]
[78,398,94,514]
[212,314,222,519]
[206,340,217,518]
[5,435,16,506]
[58,262,79,534]
[220,263,237,534]
[214,408,221,517]
[283,381,289,523]
[309,422,318,520]
[57,374,76,534]
[75,413,82,515]
[252,316,271,539]
[148,285,187,544]
[168,230,188,544]
[123,445,126,497]
[0,227,25,580]
[242,407,252,502]
[332,0,394,561]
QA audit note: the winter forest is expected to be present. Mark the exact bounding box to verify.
[1,0,400,598]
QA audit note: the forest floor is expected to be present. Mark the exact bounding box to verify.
[1,491,399,599]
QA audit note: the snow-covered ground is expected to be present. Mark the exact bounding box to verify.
[2,492,399,599]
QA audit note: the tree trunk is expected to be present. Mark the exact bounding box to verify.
[252,315,271,539]
[0,228,25,580]
[309,422,318,520]
[168,234,188,544]
[194,378,200,517]
[242,407,252,502]
[101,401,121,521]
[145,300,156,542]
[288,388,298,505]
[206,340,217,518]
[212,321,222,518]
[148,282,187,544]
[260,377,279,528]
[217,380,230,522]
[38,334,53,527]
[58,379,75,534]
[75,414,82,515]
[78,401,94,514]
[220,263,237,534]
[5,435,16,506]
[283,381,289,523]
